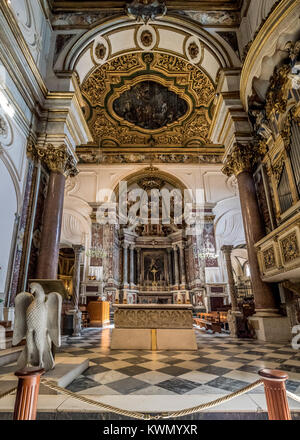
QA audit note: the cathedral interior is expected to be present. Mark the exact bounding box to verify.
[0,0,300,422]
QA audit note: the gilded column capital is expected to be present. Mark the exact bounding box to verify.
[222,142,267,177]
[28,143,78,177]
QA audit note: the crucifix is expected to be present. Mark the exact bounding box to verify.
[151,266,158,286]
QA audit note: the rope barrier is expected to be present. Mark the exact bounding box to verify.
[286,391,300,404]
[0,386,17,400]
[40,378,264,420]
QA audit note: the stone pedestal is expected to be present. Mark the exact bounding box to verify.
[248,316,291,342]
[111,304,197,350]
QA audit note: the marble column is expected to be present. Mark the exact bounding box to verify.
[35,144,78,279]
[72,245,85,310]
[137,248,141,286]
[129,245,135,287]
[223,143,278,316]
[221,245,238,312]
[167,248,172,285]
[173,245,180,287]
[178,244,186,287]
[72,244,85,337]
[123,243,129,287]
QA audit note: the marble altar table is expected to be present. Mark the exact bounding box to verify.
[111,304,197,350]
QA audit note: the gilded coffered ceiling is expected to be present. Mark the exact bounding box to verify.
[80,52,216,152]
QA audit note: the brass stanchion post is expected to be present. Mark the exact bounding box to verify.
[13,367,44,420]
[259,369,292,420]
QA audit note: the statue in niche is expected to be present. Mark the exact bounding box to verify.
[13,283,62,371]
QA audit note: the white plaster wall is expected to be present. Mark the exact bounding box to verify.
[10,0,51,79]
[238,0,279,52]
[0,63,33,300]
[0,160,17,299]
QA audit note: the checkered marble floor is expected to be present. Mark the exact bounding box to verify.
[48,326,300,397]
[0,326,299,398]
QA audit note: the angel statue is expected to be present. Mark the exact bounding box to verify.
[12,282,62,371]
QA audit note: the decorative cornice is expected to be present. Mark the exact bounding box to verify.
[222,141,267,177]
[27,143,78,177]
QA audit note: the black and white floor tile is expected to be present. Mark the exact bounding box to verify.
[51,327,300,396]
[1,326,299,398]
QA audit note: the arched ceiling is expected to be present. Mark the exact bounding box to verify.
[52,8,242,164]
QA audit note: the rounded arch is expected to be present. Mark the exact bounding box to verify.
[112,166,190,200]
[57,14,240,82]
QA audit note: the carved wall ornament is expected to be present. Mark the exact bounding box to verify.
[95,43,107,60]
[0,116,8,137]
[263,246,276,270]
[188,42,199,60]
[141,30,153,47]
[265,64,292,118]
[272,155,286,185]
[0,112,12,147]
[280,231,300,264]
[222,142,267,177]
[114,308,193,329]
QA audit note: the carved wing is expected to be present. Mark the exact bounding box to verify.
[46,292,62,347]
[12,292,34,345]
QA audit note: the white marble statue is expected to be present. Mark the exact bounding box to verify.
[13,282,62,371]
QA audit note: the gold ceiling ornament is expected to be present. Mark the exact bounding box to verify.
[222,142,267,177]
[81,52,215,148]
[29,143,78,177]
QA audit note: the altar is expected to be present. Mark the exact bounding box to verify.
[111,304,197,350]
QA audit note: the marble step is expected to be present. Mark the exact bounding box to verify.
[0,346,23,367]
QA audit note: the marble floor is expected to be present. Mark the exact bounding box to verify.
[59,327,300,396]
[0,325,300,419]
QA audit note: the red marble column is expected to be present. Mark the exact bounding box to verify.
[223,143,278,317]
[34,144,78,280]
[237,171,277,315]
[36,171,65,279]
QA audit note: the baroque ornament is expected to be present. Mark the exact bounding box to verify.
[95,43,107,60]
[126,0,167,23]
[28,143,78,177]
[280,232,300,264]
[0,116,8,137]
[140,30,153,47]
[265,64,291,118]
[222,142,267,177]
[263,247,276,270]
[188,42,200,60]
[81,52,215,148]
